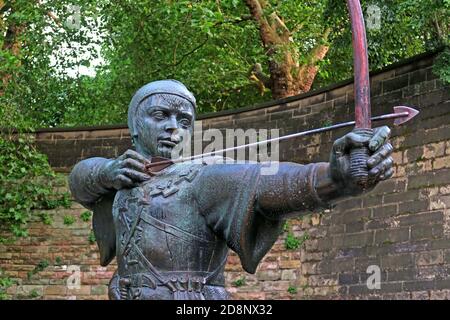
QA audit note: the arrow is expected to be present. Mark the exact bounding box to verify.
[145,106,419,173]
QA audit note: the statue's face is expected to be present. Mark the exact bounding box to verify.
[133,93,195,159]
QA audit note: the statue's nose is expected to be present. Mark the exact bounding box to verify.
[165,115,178,131]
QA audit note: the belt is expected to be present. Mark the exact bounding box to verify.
[118,271,224,300]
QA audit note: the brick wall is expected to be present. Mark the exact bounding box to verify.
[1,50,449,299]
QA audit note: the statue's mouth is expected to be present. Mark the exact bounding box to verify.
[159,139,178,148]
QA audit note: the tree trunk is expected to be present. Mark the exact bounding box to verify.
[245,0,330,100]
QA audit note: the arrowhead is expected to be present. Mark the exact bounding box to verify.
[393,106,419,126]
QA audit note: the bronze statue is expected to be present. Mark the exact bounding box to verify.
[69,79,394,300]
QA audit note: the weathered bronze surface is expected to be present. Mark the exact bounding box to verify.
[69,80,394,300]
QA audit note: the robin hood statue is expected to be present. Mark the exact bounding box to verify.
[69,80,394,300]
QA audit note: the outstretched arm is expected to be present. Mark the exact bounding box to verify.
[255,126,394,219]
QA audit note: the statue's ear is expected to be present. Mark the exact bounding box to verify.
[92,192,116,266]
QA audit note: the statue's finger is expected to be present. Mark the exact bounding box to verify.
[369,126,391,151]
[121,168,151,182]
[367,143,393,168]
[369,156,393,177]
[379,168,394,181]
[122,158,146,173]
[332,135,346,155]
[344,132,370,152]
[124,149,149,164]
[336,132,369,153]
[115,174,134,189]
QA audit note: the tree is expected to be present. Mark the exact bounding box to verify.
[1,0,448,128]
[244,0,331,99]
[0,0,102,128]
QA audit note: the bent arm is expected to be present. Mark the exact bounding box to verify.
[255,162,344,219]
[68,157,113,209]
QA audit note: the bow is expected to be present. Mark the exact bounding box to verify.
[347,0,375,189]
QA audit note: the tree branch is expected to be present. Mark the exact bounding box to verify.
[151,35,210,76]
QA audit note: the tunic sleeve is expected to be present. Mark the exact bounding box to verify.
[194,160,330,274]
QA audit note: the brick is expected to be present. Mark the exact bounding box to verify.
[382,292,411,300]
[257,270,281,281]
[308,275,338,287]
[430,290,450,300]
[269,110,293,121]
[343,232,373,248]
[417,265,449,280]
[403,280,435,291]
[434,156,450,170]
[382,254,414,270]
[416,250,444,266]
[337,208,370,225]
[431,239,450,250]
[411,291,430,299]
[338,273,360,285]
[408,169,450,189]
[444,250,450,264]
[372,204,398,218]
[280,270,297,281]
[261,280,290,292]
[348,284,371,295]
[387,269,417,282]
[345,221,365,233]
[279,260,300,269]
[90,285,107,295]
[398,201,429,215]
[331,259,354,273]
[398,211,443,226]
[365,219,390,230]
[383,190,419,204]
[411,224,443,240]
[362,196,382,208]
[383,74,409,94]
[374,228,410,244]
[302,93,326,107]
[44,285,67,295]
[423,142,446,159]
[292,106,311,117]
[420,89,445,107]
[405,146,424,163]
[409,69,427,85]
[435,279,450,290]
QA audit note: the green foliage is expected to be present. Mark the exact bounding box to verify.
[80,210,92,222]
[232,276,246,287]
[88,230,96,244]
[28,289,40,299]
[1,0,447,129]
[54,256,63,266]
[285,232,301,250]
[0,134,71,242]
[63,215,76,225]
[434,47,450,84]
[287,286,298,295]
[285,232,310,250]
[27,259,50,280]
[39,212,53,226]
[0,270,14,300]
[282,221,290,233]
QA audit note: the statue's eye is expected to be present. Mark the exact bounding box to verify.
[152,111,166,120]
[179,118,191,127]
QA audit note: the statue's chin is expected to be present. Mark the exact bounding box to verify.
[156,146,177,159]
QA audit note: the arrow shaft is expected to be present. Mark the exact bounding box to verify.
[189,112,407,160]
[147,111,410,168]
